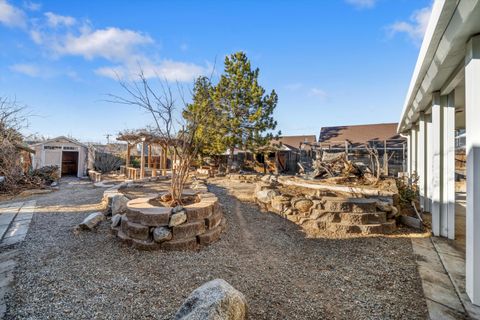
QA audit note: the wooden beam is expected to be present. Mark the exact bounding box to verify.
[148,144,152,169]
[126,144,131,167]
[140,141,145,179]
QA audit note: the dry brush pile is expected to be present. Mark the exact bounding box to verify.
[0,97,58,194]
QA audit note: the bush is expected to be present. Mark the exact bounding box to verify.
[94,152,124,173]
[130,158,140,168]
[30,165,60,184]
[396,176,418,205]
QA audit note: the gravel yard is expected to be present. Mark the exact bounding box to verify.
[4,179,428,319]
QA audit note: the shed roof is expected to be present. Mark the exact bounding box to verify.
[272,135,317,151]
[31,136,87,148]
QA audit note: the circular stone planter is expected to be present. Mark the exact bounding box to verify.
[111,189,225,251]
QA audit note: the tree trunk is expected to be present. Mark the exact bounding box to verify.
[227,146,235,173]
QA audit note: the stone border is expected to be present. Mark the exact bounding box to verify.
[254,176,398,236]
[107,180,225,250]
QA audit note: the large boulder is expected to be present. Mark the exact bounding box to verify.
[174,279,247,320]
[79,212,105,230]
[111,195,129,215]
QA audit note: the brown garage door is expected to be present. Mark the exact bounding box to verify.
[61,151,78,176]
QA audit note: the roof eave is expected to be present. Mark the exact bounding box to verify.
[398,0,455,134]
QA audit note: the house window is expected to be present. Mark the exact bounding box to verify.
[63,146,78,150]
[44,146,62,150]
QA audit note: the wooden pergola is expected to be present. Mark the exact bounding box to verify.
[116,130,178,179]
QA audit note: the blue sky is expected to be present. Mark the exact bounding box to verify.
[0,0,432,142]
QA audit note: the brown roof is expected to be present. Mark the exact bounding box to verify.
[319,123,404,147]
[272,135,317,150]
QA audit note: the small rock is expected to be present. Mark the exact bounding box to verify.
[111,195,129,215]
[78,212,105,230]
[376,201,393,212]
[111,214,122,228]
[172,205,184,213]
[160,193,172,202]
[50,181,58,187]
[293,198,314,213]
[174,279,247,320]
[170,211,187,227]
[153,227,172,242]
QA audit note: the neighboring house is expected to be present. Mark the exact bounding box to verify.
[273,135,317,151]
[318,123,404,148]
[266,135,317,173]
[317,123,406,176]
[31,136,88,178]
[398,0,480,307]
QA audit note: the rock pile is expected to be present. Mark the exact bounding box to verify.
[255,176,399,236]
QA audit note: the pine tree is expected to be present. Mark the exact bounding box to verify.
[183,76,224,157]
[213,52,279,169]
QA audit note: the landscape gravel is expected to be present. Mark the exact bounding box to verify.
[4,179,428,319]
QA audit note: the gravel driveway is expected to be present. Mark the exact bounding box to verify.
[4,180,428,319]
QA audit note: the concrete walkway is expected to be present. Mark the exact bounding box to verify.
[0,200,36,318]
[412,198,480,319]
[412,237,467,319]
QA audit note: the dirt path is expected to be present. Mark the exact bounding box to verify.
[3,180,428,319]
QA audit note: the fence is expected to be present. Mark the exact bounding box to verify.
[301,139,407,177]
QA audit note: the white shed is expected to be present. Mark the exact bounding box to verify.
[31,136,88,178]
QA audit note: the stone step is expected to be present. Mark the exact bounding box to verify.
[338,212,387,224]
[327,219,396,235]
[320,197,377,213]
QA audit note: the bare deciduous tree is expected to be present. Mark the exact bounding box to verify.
[0,97,29,193]
[0,96,28,143]
[108,72,208,205]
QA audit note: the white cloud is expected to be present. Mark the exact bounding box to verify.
[95,58,209,82]
[54,27,153,61]
[346,0,377,9]
[29,29,42,43]
[10,63,40,76]
[0,0,27,28]
[309,88,328,99]
[387,6,432,44]
[23,1,41,11]
[45,12,76,28]
[51,26,208,82]
[2,3,208,83]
